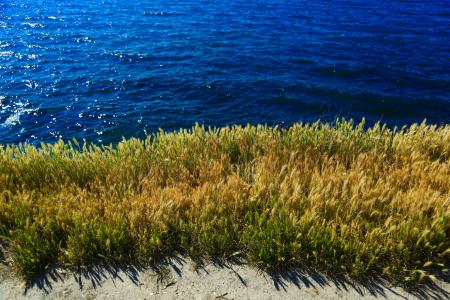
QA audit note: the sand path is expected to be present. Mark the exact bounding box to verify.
[1,259,448,299]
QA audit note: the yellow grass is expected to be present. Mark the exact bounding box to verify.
[0,119,449,285]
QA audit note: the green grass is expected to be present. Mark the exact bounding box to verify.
[0,119,449,285]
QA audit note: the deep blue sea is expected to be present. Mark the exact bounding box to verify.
[1,0,449,144]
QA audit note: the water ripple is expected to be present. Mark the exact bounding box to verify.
[0,0,449,144]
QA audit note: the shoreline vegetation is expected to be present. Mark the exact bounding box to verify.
[0,119,449,286]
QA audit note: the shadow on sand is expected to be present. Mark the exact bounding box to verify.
[21,255,449,300]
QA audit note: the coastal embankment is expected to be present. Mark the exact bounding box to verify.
[0,120,449,291]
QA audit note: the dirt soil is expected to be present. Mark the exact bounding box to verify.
[0,258,449,300]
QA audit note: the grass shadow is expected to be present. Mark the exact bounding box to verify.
[265,266,449,300]
[18,255,450,299]
[0,245,4,263]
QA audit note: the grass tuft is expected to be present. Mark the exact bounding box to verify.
[0,119,449,285]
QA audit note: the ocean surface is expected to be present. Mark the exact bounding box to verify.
[1,0,449,144]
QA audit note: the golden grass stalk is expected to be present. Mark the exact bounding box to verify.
[0,119,448,285]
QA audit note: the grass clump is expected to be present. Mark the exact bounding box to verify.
[0,119,449,285]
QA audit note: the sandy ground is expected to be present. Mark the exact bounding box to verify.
[0,258,449,300]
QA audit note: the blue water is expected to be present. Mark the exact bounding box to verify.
[1,0,449,144]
